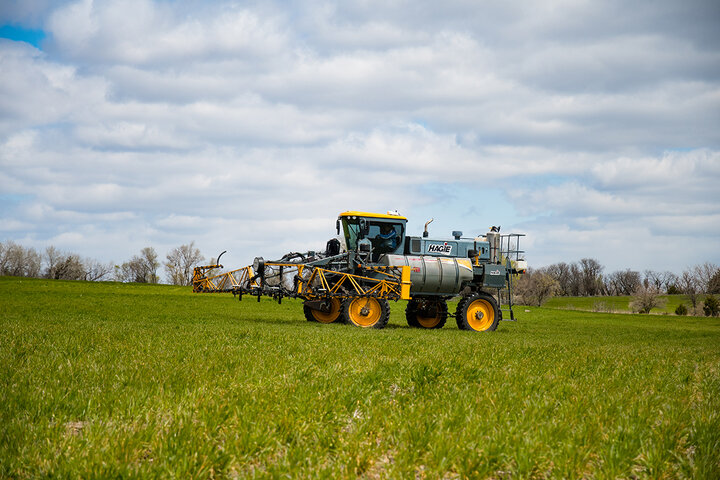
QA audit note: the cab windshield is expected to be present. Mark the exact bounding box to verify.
[341,217,405,255]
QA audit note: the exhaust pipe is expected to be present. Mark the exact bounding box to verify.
[423,218,434,238]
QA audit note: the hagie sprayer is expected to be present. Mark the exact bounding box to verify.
[193,211,526,332]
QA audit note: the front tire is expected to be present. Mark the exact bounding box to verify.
[406,298,448,329]
[455,293,499,332]
[343,297,390,329]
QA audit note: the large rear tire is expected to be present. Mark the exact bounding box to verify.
[406,298,448,329]
[343,297,390,329]
[304,298,342,324]
[455,293,499,332]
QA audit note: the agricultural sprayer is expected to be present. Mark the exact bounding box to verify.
[193,211,526,331]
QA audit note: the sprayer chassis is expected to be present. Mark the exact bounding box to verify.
[193,211,526,331]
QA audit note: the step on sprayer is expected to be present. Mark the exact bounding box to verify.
[193,211,527,331]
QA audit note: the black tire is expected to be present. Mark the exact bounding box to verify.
[342,297,390,329]
[303,298,342,324]
[406,298,448,329]
[455,292,500,332]
[406,302,420,328]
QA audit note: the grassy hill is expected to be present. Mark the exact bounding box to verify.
[544,294,700,315]
[2,277,719,478]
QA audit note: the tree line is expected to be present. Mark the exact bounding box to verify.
[0,240,206,286]
[3,240,719,315]
[515,257,720,315]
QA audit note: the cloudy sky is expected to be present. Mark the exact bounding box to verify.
[1,0,719,275]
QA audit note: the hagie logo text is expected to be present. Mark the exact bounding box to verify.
[428,243,452,254]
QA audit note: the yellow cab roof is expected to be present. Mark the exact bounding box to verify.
[338,211,408,221]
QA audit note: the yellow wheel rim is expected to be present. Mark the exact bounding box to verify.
[466,299,494,331]
[310,298,341,324]
[417,307,442,328]
[347,297,382,327]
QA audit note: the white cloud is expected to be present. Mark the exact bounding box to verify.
[512,150,720,220]
[0,0,68,27]
[1,0,719,275]
[0,40,108,136]
[47,0,290,65]
[591,150,720,192]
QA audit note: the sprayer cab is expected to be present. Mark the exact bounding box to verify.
[337,211,408,258]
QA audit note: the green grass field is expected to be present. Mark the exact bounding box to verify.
[2,277,719,479]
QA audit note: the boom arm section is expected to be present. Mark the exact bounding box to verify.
[193,265,257,293]
[193,257,410,303]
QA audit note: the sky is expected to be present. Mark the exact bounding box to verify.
[1,0,719,276]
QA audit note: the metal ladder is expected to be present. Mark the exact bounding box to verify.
[498,233,525,321]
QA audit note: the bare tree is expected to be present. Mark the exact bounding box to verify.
[44,246,112,281]
[630,285,666,314]
[693,262,719,293]
[44,247,85,280]
[54,254,86,280]
[165,242,204,286]
[662,271,679,293]
[0,241,41,277]
[709,270,720,295]
[118,258,145,283]
[679,269,700,309]
[118,247,160,283]
[83,258,113,281]
[567,262,582,296]
[545,261,585,296]
[644,270,678,293]
[579,258,604,296]
[606,269,642,296]
[113,264,125,282]
[0,241,11,275]
[545,262,573,296]
[44,246,63,279]
[25,247,41,277]
[515,268,559,306]
[140,247,160,283]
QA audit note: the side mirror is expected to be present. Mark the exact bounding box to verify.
[359,218,369,237]
[336,219,340,235]
[252,257,265,275]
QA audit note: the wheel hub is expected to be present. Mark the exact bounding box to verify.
[360,306,370,316]
[474,311,485,320]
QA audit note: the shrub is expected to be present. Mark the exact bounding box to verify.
[703,296,719,317]
[630,285,666,314]
[675,304,688,316]
[593,301,613,313]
